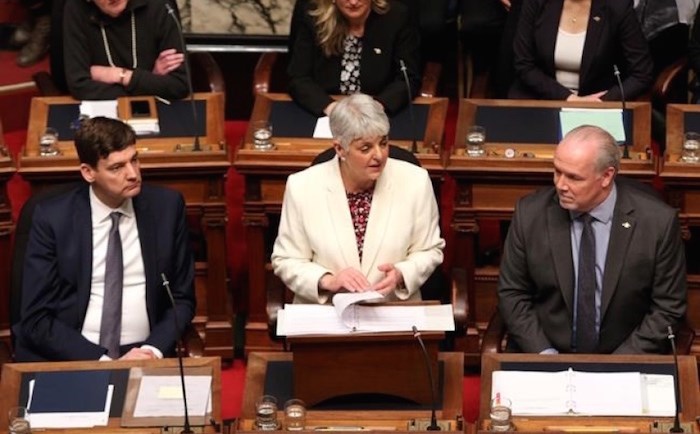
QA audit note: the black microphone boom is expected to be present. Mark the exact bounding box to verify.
[412,326,441,431]
[399,59,418,153]
[613,64,630,159]
[667,326,684,433]
[165,4,201,152]
[162,273,194,434]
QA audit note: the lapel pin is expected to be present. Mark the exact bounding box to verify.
[373,48,381,54]
[593,16,601,22]
[622,222,631,229]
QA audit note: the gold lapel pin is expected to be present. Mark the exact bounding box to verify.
[373,48,381,54]
[622,222,631,228]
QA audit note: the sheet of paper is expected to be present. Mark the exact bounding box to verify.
[491,370,571,415]
[126,118,160,136]
[641,374,675,416]
[133,375,212,418]
[572,371,643,416]
[79,100,119,120]
[313,116,333,139]
[28,382,113,428]
[559,108,626,142]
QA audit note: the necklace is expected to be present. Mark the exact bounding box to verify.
[100,10,137,69]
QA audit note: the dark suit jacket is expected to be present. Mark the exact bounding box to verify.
[509,0,653,101]
[14,183,196,361]
[497,179,686,354]
[287,0,421,117]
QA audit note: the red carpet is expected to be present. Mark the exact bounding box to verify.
[0,50,49,88]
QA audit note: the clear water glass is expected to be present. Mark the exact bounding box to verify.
[39,127,60,156]
[681,131,700,163]
[255,394,278,430]
[8,406,31,434]
[490,396,512,431]
[284,398,306,431]
[252,120,274,151]
[466,125,486,157]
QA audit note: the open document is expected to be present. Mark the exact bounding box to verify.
[559,108,626,142]
[491,369,675,417]
[277,291,455,336]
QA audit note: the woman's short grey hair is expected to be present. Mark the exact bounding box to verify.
[329,94,390,150]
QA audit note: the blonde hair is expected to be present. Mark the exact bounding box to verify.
[309,0,390,57]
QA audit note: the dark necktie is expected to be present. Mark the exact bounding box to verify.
[576,213,598,353]
[99,212,123,359]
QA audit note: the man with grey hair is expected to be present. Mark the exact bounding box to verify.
[498,125,686,354]
[272,94,445,304]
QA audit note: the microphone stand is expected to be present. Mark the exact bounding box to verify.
[166,4,201,152]
[412,326,441,431]
[613,65,630,159]
[399,60,418,153]
[162,273,194,434]
[667,326,684,433]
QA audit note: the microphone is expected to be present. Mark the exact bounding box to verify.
[399,59,418,153]
[411,326,440,431]
[162,273,194,434]
[667,326,684,433]
[165,3,201,152]
[613,65,630,159]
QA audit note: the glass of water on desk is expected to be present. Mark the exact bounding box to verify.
[681,131,700,163]
[39,127,61,156]
[8,406,31,434]
[252,120,274,151]
[490,396,512,432]
[466,125,486,157]
[255,395,279,430]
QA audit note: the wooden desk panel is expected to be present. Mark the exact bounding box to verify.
[448,99,657,365]
[0,155,15,348]
[234,93,449,354]
[15,94,233,358]
[0,357,222,433]
[238,352,464,431]
[479,354,699,433]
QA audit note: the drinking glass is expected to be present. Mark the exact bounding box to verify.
[284,399,306,431]
[39,127,60,156]
[252,120,274,151]
[681,131,700,163]
[255,395,278,430]
[8,406,31,434]
[490,396,512,432]
[466,125,486,157]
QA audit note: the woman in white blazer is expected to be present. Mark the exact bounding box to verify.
[271,93,445,304]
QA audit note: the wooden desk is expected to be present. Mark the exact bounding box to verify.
[478,353,699,433]
[17,93,234,358]
[237,352,464,431]
[0,356,222,433]
[447,99,656,364]
[660,104,700,354]
[0,151,14,348]
[233,93,449,354]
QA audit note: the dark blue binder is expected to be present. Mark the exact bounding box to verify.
[29,370,110,413]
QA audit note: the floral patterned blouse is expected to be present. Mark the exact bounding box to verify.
[340,35,362,95]
[347,189,373,261]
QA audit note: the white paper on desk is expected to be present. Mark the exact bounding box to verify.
[126,118,160,135]
[641,374,675,416]
[133,375,212,418]
[313,116,333,138]
[277,302,455,335]
[559,108,626,142]
[79,100,119,119]
[27,381,113,428]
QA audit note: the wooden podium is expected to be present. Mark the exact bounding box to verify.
[17,93,234,358]
[0,357,222,433]
[478,353,700,433]
[288,332,442,407]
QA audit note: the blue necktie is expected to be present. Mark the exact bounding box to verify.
[99,212,123,359]
[576,213,598,353]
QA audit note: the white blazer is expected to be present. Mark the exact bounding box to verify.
[271,156,445,304]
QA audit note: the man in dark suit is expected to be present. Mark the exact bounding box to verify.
[498,125,686,354]
[15,117,195,361]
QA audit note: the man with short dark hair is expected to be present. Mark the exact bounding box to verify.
[498,125,686,354]
[15,117,195,361]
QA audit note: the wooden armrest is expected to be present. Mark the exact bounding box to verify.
[32,71,64,96]
[450,267,469,337]
[676,320,695,355]
[419,61,442,98]
[182,323,204,358]
[253,52,279,96]
[481,310,507,354]
[0,340,12,372]
[651,57,688,107]
[189,51,225,96]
